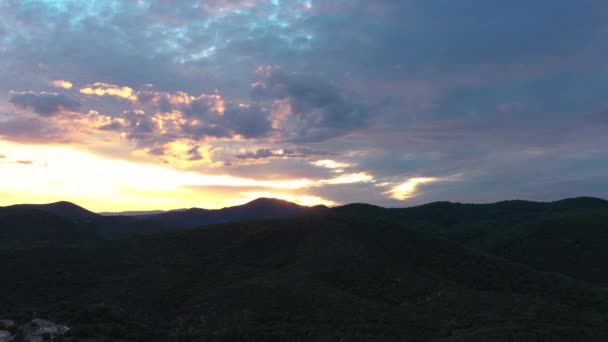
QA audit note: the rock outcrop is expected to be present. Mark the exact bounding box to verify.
[0,319,68,342]
[0,330,14,342]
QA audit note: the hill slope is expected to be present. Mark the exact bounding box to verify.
[0,198,328,244]
[0,207,99,248]
[7,201,100,223]
[481,209,608,286]
[0,213,606,341]
[334,197,608,286]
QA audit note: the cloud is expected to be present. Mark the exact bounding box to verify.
[9,92,81,117]
[80,82,137,101]
[186,145,205,161]
[311,159,350,169]
[235,148,275,159]
[139,90,225,115]
[96,86,272,155]
[201,0,267,13]
[234,147,332,160]
[3,82,269,163]
[384,177,439,200]
[318,172,374,185]
[0,116,70,143]
[50,80,73,89]
[178,102,272,141]
[222,104,273,138]
[253,67,371,142]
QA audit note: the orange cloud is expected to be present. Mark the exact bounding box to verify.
[80,82,137,101]
[50,80,73,89]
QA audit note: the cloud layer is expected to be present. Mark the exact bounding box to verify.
[1,0,607,208]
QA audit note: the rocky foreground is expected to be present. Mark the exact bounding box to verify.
[0,319,68,342]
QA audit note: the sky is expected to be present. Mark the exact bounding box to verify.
[0,0,607,211]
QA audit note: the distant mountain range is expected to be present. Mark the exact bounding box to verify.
[1,196,607,341]
[0,198,327,245]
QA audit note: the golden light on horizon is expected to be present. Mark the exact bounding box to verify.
[231,192,337,207]
[0,140,340,212]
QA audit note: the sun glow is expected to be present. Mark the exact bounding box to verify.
[0,140,337,211]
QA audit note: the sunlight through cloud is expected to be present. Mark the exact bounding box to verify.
[385,177,438,200]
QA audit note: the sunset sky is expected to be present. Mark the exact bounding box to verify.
[1,0,607,211]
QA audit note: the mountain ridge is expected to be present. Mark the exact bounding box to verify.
[4,196,605,216]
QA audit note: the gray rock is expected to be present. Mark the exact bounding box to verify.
[0,330,13,342]
[22,319,69,342]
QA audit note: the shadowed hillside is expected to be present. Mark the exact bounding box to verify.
[8,201,99,223]
[0,213,607,341]
[0,198,327,246]
[0,207,99,248]
[336,197,608,286]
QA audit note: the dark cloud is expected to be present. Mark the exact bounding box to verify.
[148,146,166,156]
[187,146,205,161]
[126,90,273,146]
[223,104,273,139]
[82,93,273,158]
[178,103,272,141]
[254,68,371,142]
[235,148,275,160]
[0,116,74,144]
[9,92,81,117]
[98,121,125,132]
[234,147,332,160]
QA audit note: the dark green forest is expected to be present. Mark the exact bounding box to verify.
[1,197,607,341]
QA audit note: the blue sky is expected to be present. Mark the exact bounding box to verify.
[0,0,607,210]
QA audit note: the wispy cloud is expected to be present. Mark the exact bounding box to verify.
[384,177,439,201]
[311,159,351,169]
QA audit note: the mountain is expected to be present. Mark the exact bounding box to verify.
[139,197,328,229]
[0,213,606,341]
[0,202,166,244]
[0,198,328,246]
[7,201,99,223]
[0,207,99,248]
[476,209,608,286]
[99,210,167,216]
[336,197,608,286]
